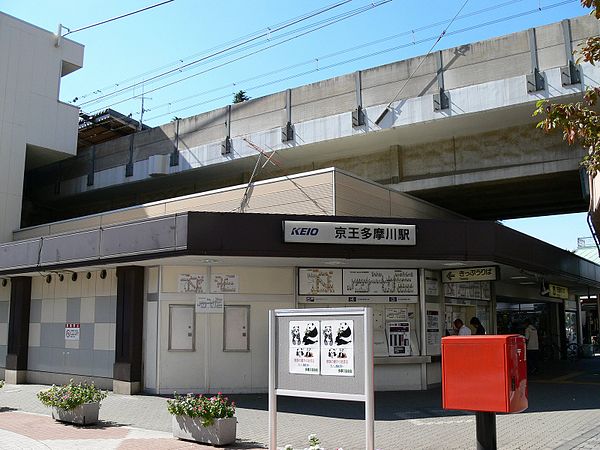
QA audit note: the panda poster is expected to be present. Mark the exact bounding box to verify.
[321,320,354,377]
[289,321,320,375]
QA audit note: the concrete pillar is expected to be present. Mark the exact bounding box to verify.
[113,266,144,395]
[389,145,402,184]
[5,277,32,384]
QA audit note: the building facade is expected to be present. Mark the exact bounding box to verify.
[1,13,599,394]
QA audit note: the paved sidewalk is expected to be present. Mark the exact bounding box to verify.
[0,358,599,449]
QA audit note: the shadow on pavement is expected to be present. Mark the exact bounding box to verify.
[0,407,18,413]
[223,357,600,421]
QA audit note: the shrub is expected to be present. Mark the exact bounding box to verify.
[37,380,107,410]
[0,380,4,388]
[167,392,235,427]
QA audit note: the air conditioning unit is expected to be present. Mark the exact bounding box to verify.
[148,154,170,177]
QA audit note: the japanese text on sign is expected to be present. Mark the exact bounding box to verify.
[284,221,416,246]
[442,266,498,283]
[65,323,80,341]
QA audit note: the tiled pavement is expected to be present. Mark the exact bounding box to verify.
[0,358,599,449]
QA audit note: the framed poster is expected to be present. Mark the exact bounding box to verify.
[321,320,354,376]
[288,321,320,375]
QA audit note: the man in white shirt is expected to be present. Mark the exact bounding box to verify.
[524,319,539,374]
[453,318,472,336]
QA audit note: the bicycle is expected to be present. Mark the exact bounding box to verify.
[566,342,580,361]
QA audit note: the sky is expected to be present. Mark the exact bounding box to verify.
[0,0,594,250]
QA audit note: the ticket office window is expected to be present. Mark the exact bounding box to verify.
[444,301,490,335]
[223,305,250,352]
[169,305,195,351]
[303,303,420,357]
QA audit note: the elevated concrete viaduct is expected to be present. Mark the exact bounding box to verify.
[21,15,599,228]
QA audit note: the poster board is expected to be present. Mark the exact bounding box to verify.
[269,307,374,450]
[274,309,367,396]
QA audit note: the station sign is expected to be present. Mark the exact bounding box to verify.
[283,221,416,246]
[442,266,498,283]
[541,281,569,300]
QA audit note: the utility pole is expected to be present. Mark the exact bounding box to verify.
[139,95,151,130]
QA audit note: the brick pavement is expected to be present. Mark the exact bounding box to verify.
[0,358,598,449]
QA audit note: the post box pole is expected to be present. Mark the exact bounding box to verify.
[476,411,497,450]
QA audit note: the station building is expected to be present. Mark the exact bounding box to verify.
[1,11,599,394]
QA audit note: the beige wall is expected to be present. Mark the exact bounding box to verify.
[0,13,82,243]
[151,265,294,394]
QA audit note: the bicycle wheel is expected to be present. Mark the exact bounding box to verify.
[566,343,579,361]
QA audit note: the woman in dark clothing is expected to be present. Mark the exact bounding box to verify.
[470,317,486,335]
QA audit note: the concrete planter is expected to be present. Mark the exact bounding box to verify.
[51,402,100,425]
[172,415,237,446]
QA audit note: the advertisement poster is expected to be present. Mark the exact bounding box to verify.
[321,320,354,376]
[289,321,320,375]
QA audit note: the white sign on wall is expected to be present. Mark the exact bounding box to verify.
[65,323,80,341]
[385,307,408,321]
[211,274,239,293]
[195,294,224,314]
[344,269,418,295]
[321,320,354,376]
[289,321,320,375]
[284,221,416,246]
[425,279,439,296]
[298,295,419,304]
[178,273,208,293]
[298,268,343,295]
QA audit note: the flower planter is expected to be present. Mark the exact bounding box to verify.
[172,415,237,446]
[51,402,100,425]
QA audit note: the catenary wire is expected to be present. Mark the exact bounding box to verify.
[142,0,576,123]
[63,0,174,36]
[143,0,532,116]
[85,0,391,114]
[374,0,470,125]
[76,0,353,107]
[73,0,352,102]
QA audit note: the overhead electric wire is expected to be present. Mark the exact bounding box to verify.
[142,0,576,123]
[74,0,352,102]
[84,1,381,109]
[85,0,391,114]
[62,0,174,36]
[374,0,470,125]
[76,0,352,107]
[142,0,532,117]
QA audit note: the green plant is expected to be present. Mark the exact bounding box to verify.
[233,90,250,103]
[0,380,4,388]
[167,392,235,426]
[37,380,107,410]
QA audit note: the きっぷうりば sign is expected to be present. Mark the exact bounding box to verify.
[442,266,498,283]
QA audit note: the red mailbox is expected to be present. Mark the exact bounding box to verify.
[442,335,528,413]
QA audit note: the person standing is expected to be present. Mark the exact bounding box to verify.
[524,319,539,374]
[470,317,486,335]
[453,318,472,336]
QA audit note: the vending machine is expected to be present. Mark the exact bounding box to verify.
[386,321,411,356]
